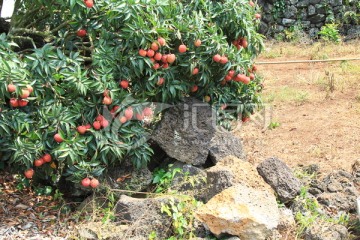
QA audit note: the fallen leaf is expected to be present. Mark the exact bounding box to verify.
[15,204,30,210]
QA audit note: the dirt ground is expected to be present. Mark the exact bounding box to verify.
[238,40,360,175]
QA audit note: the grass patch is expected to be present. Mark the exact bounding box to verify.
[264,86,309,105]
[260,40,360,60]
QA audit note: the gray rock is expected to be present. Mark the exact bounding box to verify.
[333,6,343,14]
[115,195,175,239]
[327,181,343,192]
[205,166,234,202]
[170,162,207,198]
[302,164,320,175]
[263,13,274,23]
[107,160,152,192]
[351,160,360,187]
[299,8,308,20]
[259,21,269,35]
[195,185,279,240]
[77,227,97,240]
[297,0,310,7]
[274,25,285,33]
[304,222,349,240]
[192,218,210,239]
[284,5,298,18]
[315,4,326,14]
[204,156,274,202]
[328,0,342,6]
[257,157,301,203]
[152,97,216,166]
[308,5,316,16]
[311,170,359,213]
[77,223,129,240]
[310,179,326,192]
[335,13,343,21]
[309,14,326,23]
[302,21,312,29]
[290,192,325,216]
[263,3,274,12]
[282,18,297,27]
[276,17,284,25]
[208,132,245,165]
[346,26,360,40]
[308,179,325,195]
[289,0,299,4]
[77,195,107,213]
[309,0,321,4]
[309,27,320,38]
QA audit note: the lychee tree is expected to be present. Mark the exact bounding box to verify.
[0,0,263,189]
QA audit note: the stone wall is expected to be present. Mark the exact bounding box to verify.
[258,0,360,39]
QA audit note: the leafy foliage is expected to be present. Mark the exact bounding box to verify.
[318,24,341,43]
[272,0,286,20]
[0,0,263,188]
[344,0,360,24]
[161,197,203,239]
[152,165,181,193]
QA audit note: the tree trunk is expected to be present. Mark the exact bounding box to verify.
[0,17,10,34]
[0,0,3,15]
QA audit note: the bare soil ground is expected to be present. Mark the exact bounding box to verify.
[239,40,360,174]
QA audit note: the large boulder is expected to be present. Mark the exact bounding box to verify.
[195,185,280,239]
[114,195,175,239]
[257,157,302,203]
[204,156,273,202]
[208,132,246,164]
[151,98,245,166]
[152,97,216,166]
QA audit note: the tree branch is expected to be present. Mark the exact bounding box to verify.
[51,20,71,33]
[25,13,51,29]
[9,36,37,49]
[9,28,53,40]
[13,4,42,28]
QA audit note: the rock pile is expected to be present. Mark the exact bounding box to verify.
[77,98,358,240]
[258,0,360,39]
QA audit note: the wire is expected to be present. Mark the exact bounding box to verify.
[256,58,360,65]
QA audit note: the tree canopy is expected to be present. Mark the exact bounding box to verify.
[0,0,263,188]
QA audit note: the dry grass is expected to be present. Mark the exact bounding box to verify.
[259,39,360,106]
[263,86,310,106]
[242,39,360,174]
[261,40,360,60]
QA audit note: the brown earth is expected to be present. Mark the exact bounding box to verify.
[238,40,360,175]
